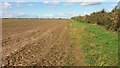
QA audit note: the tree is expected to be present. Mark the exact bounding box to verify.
[101,9,106,13]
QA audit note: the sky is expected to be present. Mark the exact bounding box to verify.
[0,0,119,18]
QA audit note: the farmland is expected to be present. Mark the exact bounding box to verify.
[2,19,118,66]
[2,19,70,66]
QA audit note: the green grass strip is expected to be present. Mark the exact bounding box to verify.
[72,20,118,66]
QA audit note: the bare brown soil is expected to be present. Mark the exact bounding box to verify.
[2,19,70,66]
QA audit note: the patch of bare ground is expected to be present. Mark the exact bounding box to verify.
[2,19,70,66]
[65,21,85,66]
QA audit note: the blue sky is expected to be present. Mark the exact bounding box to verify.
[0,0,119,18]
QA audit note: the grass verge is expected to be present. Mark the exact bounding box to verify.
[71,20,118,66]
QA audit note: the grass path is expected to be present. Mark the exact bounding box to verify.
[66,20,118,66]
[65,20,86,66]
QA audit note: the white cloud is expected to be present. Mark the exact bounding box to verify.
[65,0,103,6]
[43,0,60,8]
[0,2,11,9]
[1,10,93,18]
[38,11,91,18]
[2,12,37,18]
[17,0,25,2]
[1,11,92,18]
[0,3,2,9]
[63,2,101,6]
[80,0,102,6]
[4,2,11,9]
[43,0,60,5]
[42,0,118,6]
[43,1,49,4]
[52,0,60,4]
[28,4,33,7]
[80,2,101,6]
[44,0,103,6]
[64,2,75,6]
[16,0,25,7]
[67,0,103,2]
[117,0,120,2]
[0,0,118,2]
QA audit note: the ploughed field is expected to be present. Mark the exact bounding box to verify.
[2,19,71,66]
[2,19,118,66]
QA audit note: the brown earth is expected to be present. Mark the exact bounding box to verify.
[2,19,85,66]
[2,19,71,66]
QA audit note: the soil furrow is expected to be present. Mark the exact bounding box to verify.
[2,19,70,66]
